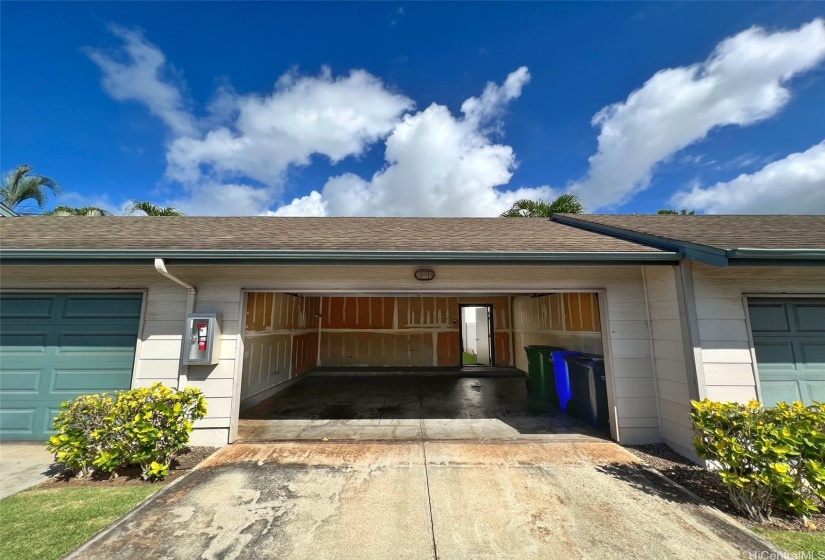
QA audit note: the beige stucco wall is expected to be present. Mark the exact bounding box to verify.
[688,262,825,404]
[2,262,665,446]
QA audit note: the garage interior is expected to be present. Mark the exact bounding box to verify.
[237,291,609,441]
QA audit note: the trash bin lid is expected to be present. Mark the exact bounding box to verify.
[564,354,604,364]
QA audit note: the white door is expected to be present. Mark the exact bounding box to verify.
[464,323,477,354]
[475,307,491,366]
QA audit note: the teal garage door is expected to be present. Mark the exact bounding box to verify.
[748,298,825,407]
[0,294,142,441]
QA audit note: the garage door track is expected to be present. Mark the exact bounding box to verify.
[71,441,776,560]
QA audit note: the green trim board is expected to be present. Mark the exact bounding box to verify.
[0,293,142,441]
[0,248,682,266]
[551,215,825,267]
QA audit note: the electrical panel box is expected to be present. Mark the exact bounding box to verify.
[182,313,222,366]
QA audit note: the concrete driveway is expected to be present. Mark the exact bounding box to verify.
[72,441,775,560]
[0,443,62,499]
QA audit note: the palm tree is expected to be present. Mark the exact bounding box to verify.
[500,194,585,217]
[44,205,112,216]
[1,165,60,212]
[126,200,186,216]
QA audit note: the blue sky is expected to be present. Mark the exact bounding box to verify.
[2,2,824,216]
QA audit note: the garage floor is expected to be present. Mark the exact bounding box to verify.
[238,374,603,442]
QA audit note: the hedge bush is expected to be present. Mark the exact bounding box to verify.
[47,383,207,480]
[691,399,825,522]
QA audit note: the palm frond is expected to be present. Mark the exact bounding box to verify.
[126,200,186,216]
[501,194,584,218]
[44,205,112,216]
[1,164,61,210]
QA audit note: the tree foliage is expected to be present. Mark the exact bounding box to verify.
[44,205,112,216]
[500,194,585,217]
[1,164,60,212]
[126,200,186,216]
[657,209,695,215]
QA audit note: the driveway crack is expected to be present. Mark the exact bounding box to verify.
[419,408,438,559]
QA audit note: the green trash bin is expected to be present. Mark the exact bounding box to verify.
[524,345,564,402]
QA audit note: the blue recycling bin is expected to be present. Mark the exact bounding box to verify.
[550,350,585,411]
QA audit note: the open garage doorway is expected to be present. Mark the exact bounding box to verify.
[236,291,611,443]
[460,304,494,367]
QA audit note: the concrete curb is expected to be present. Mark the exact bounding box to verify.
[637,464,791,559]
[65,449,220,559]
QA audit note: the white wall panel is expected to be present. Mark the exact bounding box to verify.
[2,262,667,445]
[691,263,824,406]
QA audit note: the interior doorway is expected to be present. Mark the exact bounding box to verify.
[460,304,494,366]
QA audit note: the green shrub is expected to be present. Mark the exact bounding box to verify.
[48,393,116,477]
[47,383,207,480]
[691,399,825,522]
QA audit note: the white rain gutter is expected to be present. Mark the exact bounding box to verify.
[154,258,196,390]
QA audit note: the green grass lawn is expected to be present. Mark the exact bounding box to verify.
[0,484,163,560]
[755,529,825,555]
[462,352,477,365]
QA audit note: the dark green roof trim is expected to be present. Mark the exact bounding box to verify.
[552,215,825,267]
[0,248,682,266]
[728,248,825,259]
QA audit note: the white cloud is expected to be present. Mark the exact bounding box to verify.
[571,19,825,210]
[164,182,275,216]
[274,67,555,217]
[89,28,413,215]
[87,25,197,137]
[270,190,328,216]
[165,68,414,186]
[89,32,548,216]
[461,66,531,128]
[672,141,825,214]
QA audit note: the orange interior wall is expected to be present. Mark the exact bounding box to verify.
[512,293,603,372]
[245,294,515,371]
[436,332,460,366]
[318,296,512,367]
[243,292,606,388]
[322,296,395,329]
[562,293,601,332]
[291,332,319,377]
[243,293,322,389]
[245,292,321,332]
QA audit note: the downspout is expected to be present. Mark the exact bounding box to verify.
[154,258,196,390]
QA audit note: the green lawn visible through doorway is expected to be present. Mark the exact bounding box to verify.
[462,352,477,365]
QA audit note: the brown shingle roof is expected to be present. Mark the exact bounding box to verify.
[556,214,825,251]
[0,216,664,253]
